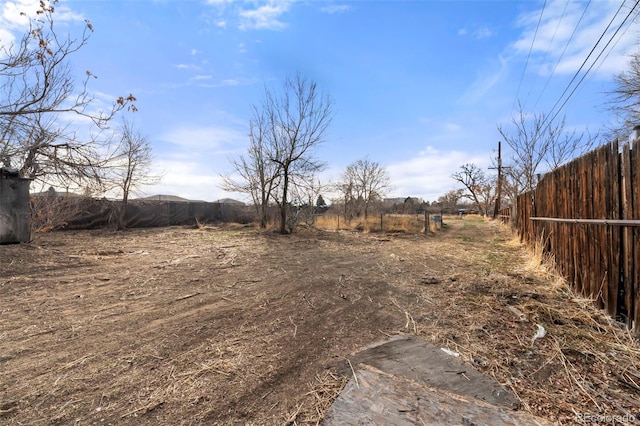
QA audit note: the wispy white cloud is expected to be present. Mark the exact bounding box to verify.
[205,0,233,4]
[461,55,509,104]
[458,25,493,40]
[141,158,233,202]
[511,0,637,78]
[221,79,240,86]
[142,121,252,201]
[184,76,255,89]
[1,0,33,29]
[1,0,83,28]
[374,116,496,201]
[238,1,291,31]
[387,147,492,201]
[321,4,351,14]
[0,0,84,46]
[161,124,247,152]
[204,0,292,31]
[473,26,493,40]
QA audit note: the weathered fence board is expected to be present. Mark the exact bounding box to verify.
[512,141,640,335]
[633,140,640,331]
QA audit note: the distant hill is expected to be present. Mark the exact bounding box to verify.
[215,198,245,205]
[135,194,194,202]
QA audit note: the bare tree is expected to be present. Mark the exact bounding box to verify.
[451,163,495,216]
[106,120,161,229]
[221,109,281,228]
[264,73,333,234]
[287,175,328,228]
[221,73,333,234]
[437,188,465,213]
[335,171,356,223]
[339,157,390,220]
[609,50,640,132]
[0,1,136,190]
[497,102,594,199]
[477,181,497,217]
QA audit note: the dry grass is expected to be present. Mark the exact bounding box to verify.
[3,217,639,425]
[414,219,640,423]
[283,372,349,425]
[315,213,442,233]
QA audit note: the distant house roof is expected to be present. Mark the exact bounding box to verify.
[383,197,425,206]
[383,197,408,206]
[215,198,245,205]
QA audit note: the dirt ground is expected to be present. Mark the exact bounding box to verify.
[1,216,640,425]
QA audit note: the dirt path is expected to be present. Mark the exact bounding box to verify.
[1,217,639,425]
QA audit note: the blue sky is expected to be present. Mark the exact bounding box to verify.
[2,0,639,202]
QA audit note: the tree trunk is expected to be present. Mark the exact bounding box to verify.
[118,199,128,230]
[260,199,268,228]
[279,169,289,234]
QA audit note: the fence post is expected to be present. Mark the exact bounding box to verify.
[424,211,430,234]
[337,214,340,230]
[380,213,383,232]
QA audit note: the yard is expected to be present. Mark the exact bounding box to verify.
[1,216,639,425]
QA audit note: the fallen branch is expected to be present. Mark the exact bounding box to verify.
[284,403,303,425]
[289,316,297,338]
[175,292,202,302]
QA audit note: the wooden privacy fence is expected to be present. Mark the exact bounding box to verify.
[513,140,640,334]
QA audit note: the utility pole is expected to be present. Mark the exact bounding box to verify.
[490,141,503,219]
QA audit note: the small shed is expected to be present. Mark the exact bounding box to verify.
[0,168,31,244]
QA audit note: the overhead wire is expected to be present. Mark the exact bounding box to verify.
[591,2,640,77]
[540,0,640,135]
[531,0,590,112]
[539,0,626,126]
[512,0,547,114]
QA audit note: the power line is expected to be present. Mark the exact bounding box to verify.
[591,2,640,77]
[531,0,591,112]
[541,0,639,135]
[512,0,547,114]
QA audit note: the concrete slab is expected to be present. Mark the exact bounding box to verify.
[323,364,552,425]
[325,335,552,425]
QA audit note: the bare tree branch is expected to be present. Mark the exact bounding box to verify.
[0,1,137,192]
[437,189,465,213]
[451,163,495,216]
[103,119,162,229]
[609,50,640,130]
[220,73,333,233]
[338,157,390,220]
[497,101,595,201]
[221,108,281,228]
